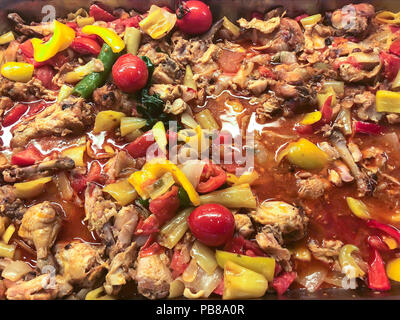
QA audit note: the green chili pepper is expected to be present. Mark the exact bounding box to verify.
[73,43,121,99]
[178,187,190,208]
[136,197,150,208]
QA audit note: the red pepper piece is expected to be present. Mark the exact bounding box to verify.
[134,214,160,235]
[367,235,390,252]
[86,161,105,184]
[34,65,57,90]
[367,219,400,244]
[295,14,309,22]
[139,242,163,258]
[70,36,102,56]
[149,186,180,225]
[367,248,391,291]
[272,272,297,295]
[2,103,28,127]
[380,51,400,80]
[354,121,383,135]
[213,277,224,296]
[11,144,43,166]
[125,131,156,158]
[70,173,87,194]
[320,95,333,124]
[390,38,400,56]
[197,163,227,194]
[170,247,190,278]
[89,3,116,22]
[224,235,266,257]
[111,16,142,33]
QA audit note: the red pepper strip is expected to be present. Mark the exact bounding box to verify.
[367,235,390,252]
[367,219,400,244]
[354,121,383,135]
[367,248,391,291]
[89,3,116,22]
[295,96,333,134]
[295,14,309,22]
[70,36,101,56]
[11,144,43,166]
[197,163,227,194]
[390,38,400,56]
[2,103,28,127]
[149,186,180,225]
[70,173,87,193]
[125,131,156,159]
[272,272,297,295]
[86,161,105,184]
[139,242,163,258]
[380,51,400,81]
[258,66,277,80]
[34,65,57,90]
[170,247,190,278]
[224,235,266,257]
[134,214,160,236]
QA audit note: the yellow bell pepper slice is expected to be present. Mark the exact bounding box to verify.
[222,17,240,38]
[120,117,147,136]
[346,197,371,220]
[339,244,365,279]
[128,159,200,206]
[139,5,177,40]
[216,250,275,281]
[2,224,15,244]
[276,138,328,170]
[300,111,322,125]
[81,25,125,53]
[93,110,126,133]
[0,31,15,45]
[31,20,75,62]
[152,121,167,154]
[300,14,322,27]
[1,62,34,82]
[223,261,268,300]
[376,11,400,24]
[14,176,52,199]
[61,145,86,167]
[387,257,400,282]
[233,170,259,186]
[317,86,336,108]
[376,90,400,113]
[103,179,138,206]
[85,286,115,300]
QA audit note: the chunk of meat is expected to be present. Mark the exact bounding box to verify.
[234,213,254,238]
[11,98,93,148]
[296,175,330,199]
[8,13,53,36]
[238,17,280,34]
[0,185,26,220]
[354,91,382,123]
[55,241,105,287]
[18,202,61,259]
[149,84,197,103]
[135,253,173,299]
[92,83,122,110]
[6,274,58,300]
[308,239,343,271]
[0,78,56,102]
[331,4,375,36]
[103,151,142,183]
[251,201,308,242]
[338,62,381,83]
[164,98,188,115]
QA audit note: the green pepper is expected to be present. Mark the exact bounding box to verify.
[73,43,121,99]
[136,197,150,208]
[178,187,190,207]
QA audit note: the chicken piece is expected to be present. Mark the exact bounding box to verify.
[251,201,308,242]
[348,142,362,162]
[354,91,382,123]
[247,79,270,95]
[135,253,173,299]
[164,98,188,115]
[55,241,105,287]
[11,98,93,148]
[319,142,340,161]
[238,17,280,34]
[361,147,387,173]
[339,61,381,84]
[6,274,58,300]
[152,57,183,84]
[296,175,330,199]
[331,4,375,36]
[84,184,117,239]
[103,151,142,184]
[234,213,254,238]
[0,97,13,120]
[0,78,56,102]
[8,13,54,36]
[92,83,122,110]
[104,243,136,296]
[149,84,197,102]
[18,202,61,259]
[0,185,26,220]
[254,94,282,121]
[308,239,343,271]
[2,157,75,183]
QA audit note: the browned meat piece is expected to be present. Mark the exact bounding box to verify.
[55,241,105,287]
[164,98,188,115]
[0,97,13,120]
[251,201,308,242]
[148,84,197,102]
[238,17,280,34]
[104,243,136,295]
[103,151,142,184]
[8,13,53,36]
[338,62,381,83]
[11,98,93,148]
[3,41,19,63]
[1,158,75,183]
[297,175,330,199]
[0,78,56,102]
[354,91,382,123]
[92,83,122,110]
[110,205,138,256]
[135,253,173,299]
[308,239,343,271]
[264,18,305,53]
[18,202,61,260]
[331,3,375,36]
[6,274,58,300]
[361,147,387,173]
[234,213,254,238]
[0,185,26,220]
[153,57,183,84]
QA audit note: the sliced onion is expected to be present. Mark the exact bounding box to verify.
[183,266,223,298]
[182,259,199,283]
[181,111,199,129]
[296,264,328,292]
[178,160,205,189]
[2,260,32,281]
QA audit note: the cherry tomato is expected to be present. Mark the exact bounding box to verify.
[188,204,234,247]
[125,130,155,158]
[112,54,148,93]
[176,1,212,35]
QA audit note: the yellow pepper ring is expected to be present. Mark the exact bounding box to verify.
[376,11,400,24]
[31,20,75,62]
[81,25,125,53]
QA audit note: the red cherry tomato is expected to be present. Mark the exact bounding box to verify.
[176,0,212,35]
[112,54,148,93]
[188,204,234,247]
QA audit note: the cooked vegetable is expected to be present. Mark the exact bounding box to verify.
[334,108,352,135]
[300,14,322,27]
[14,176,52,198]
[70,36,101,56]
[183,65,197,90]
[188,204,235,247]
[354,121,383,135]
[181,111,199,129]
[103,179,138,206]
[368,248,391,291]
[57,85,73,102]
[61,145,86,167]
[31,20,75,62]
[1,260,32,281]
[176,1,212,35]
[222,16,240,37]
[64,59,103,83]
[158,208,192,249]
[85,286,115,300]
[215,250,275,281]
[376,11,400,24]
[2,224,15,244]
[386,257,400,282]
[339,244,365,278]
[346,197,371,220]
[367,220,400,244]
[195,109,220,131]
[376,90,400,113]
[54,171,74,201]
[223,260,268,299]
[276,138,329,170]
[140,5,177,39]
[0,242,15,259]
[300,111,322,125]
[93,110,126,134]
[112,54,149,93]
[120,117,147,137]
[144,172,175,200]
[1,62,34,82]
[124,27,141,55]
[199,184,257,208]
[81,25,124,53]
[317,87,336,108]
[73,43,121,99]
[152,121,167,153]
[190,240,218,275]
[0,31,15,45]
